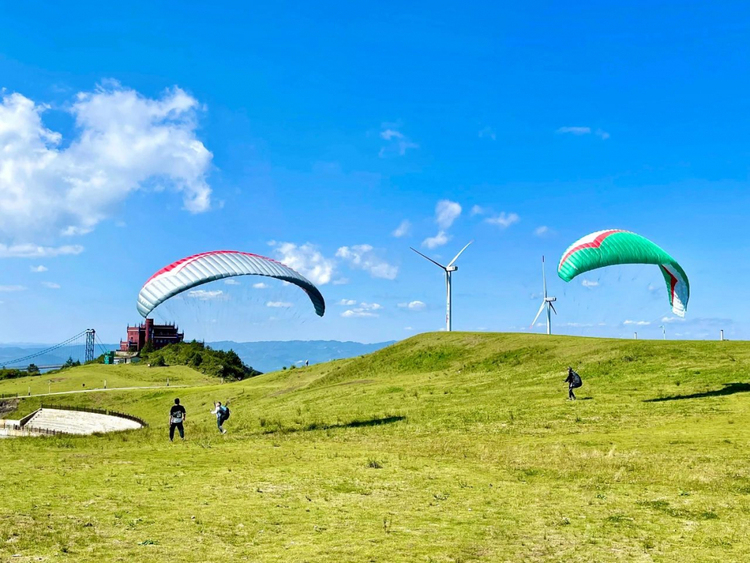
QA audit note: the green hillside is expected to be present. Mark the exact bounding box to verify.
[2,332,750,562]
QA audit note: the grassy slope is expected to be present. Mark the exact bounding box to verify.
[0,363,215,398]
[2,332,750,562]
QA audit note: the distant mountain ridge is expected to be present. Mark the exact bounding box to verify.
[207,340,396,373]
[0,340,396,374]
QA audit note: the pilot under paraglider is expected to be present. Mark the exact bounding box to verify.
[565,367,582,400]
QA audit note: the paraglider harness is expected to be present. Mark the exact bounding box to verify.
[219,405,230,423]
[566,368,582,389]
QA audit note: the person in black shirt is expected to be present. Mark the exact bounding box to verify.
[169,398,186,441]
[564,367,582,400]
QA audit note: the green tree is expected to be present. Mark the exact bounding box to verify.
[27,363,40,375]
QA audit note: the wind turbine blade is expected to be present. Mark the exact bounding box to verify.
[530,301,545,328]
[549,302,557,315]
[410,247,446,270]
[447,240,473,267]
[542,256,547,298]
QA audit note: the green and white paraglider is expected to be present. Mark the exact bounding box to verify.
[558,230,689,317]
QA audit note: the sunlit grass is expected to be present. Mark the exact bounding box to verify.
[2,332,750,562]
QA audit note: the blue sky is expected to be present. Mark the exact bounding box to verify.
[0,1,748,344]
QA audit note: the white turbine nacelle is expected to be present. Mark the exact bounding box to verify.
[410,241,473,332]
[545,296,557,303]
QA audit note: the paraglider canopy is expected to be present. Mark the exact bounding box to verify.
[137,250,326,318]
[558,230,689,317]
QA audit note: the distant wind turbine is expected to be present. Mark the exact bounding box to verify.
[410,241,473,332]
[530,256,557,335]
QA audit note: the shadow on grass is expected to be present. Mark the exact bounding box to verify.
[645,382,750,403]
[262,415,406,435]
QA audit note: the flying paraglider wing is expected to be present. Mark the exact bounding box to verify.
[137,251,325,318]
[557,230,689,317]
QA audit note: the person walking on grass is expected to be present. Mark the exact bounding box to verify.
[169,398,186,441]
[211,401,230,434]
[565,367,583,400]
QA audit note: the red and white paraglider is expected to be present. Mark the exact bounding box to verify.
[137,251,325,318]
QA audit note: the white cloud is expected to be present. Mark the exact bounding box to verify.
[392,220,411,238]
[270,241,335,285]
[398,300,426,311]
[0,83,213,244]
[41,281,60,289]
[266,301,293,308]
[624,320,651,326]
[0,244,83,258]
[252,282,268,289]
[581,279,599,288]
[359,302,383,311]
[534,226,551,237]
[336,245,398,280]
[379,126,418,157]
[30,265,48,273]
[224,279,240,286]
[435,200,462,229]
[486,212,520,229]
[478,126,496,141]
[422,230,450,249]
[556,126,609,140]
[470,205,487,216]
[0,285,26,292]
[661,316,685,324]
[187,289,225,300]
[557,126,591,135]
[332,278,349,285]
[404,326,414,331]
[341,308,378,318]
[337,299,357,306]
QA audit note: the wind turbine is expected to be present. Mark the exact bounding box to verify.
[410,241,473,332]
[530,256,557,335]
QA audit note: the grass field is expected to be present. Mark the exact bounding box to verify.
[2,332,750,562]
[0,363,216,397]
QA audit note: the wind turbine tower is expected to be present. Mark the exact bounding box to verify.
[410,241,473,332]
[530,256,557,335]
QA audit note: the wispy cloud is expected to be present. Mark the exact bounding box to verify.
[332,278,349,285]
[581,279,599,288]
[398,300,426,311]
[336,245,398,280]
[224,279,241,286]
[557,126,609,140]
[436,200,462,229]
[0,285,26,292]
[534,226,551,237]
[470,205,487,216]
[30,265,48,273]
[624,320,651,326]
[422,230,450,249]
[266,301,293,308]
[486,212,520,229]
[0,244,83,259]
[41,281,60,289]
[337,299,357,306]
[392,220,411,238]
[379,125,418,157]
[187,289,226,301]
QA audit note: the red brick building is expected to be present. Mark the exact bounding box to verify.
[119,318,184,352]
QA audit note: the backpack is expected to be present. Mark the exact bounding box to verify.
[571,371,582,388]
[220,405,230,420]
